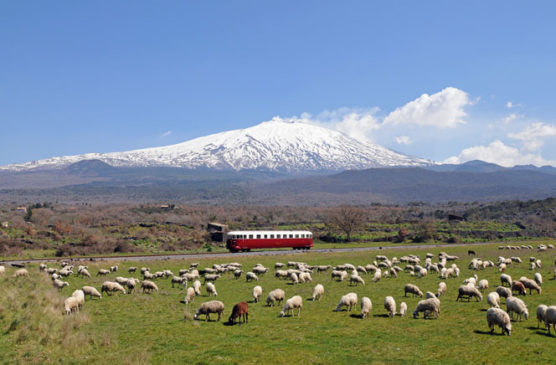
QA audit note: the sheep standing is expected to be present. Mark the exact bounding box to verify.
[456,285,483,302]
[519,277,542,294]
[312,284,324,301]
[141,280,159,294]
[545,306,556,334]
[193,280,202,295]
[413,297,440,319]
[500,274,512,287]
[506,297,529,321]
[280,295,303,317]
[361,297,372,318]
[63,296,80,315]
[13,268,29,278]
[246,272,258,282]
[194,301,225,321]
[82,286,102,299]
[349,274,365,286]
[0,265,5,275]
[400,302,407,317]
[436,282,447,297]
[537,304,548,328]
[101,281,126,295]
[266,289,285,307]
[534,273,542,287]
[511,281,526,296]
[477,279,489,291]
[289,272,299,285]
[335,293,358,312]
[486,308,512,336]
[53,278,69,289]
[384,296,396,318]
[206,282,218,296]
[487,292,500,308]
[299,272,312,283]
[252,286,263,303]
[184,287,196,304]
[372,269,382,282]
[71,290,85,309]
[404,284,423,298]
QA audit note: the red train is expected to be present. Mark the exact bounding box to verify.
[226,230,313,252]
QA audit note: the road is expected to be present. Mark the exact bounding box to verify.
[0,241,498,265]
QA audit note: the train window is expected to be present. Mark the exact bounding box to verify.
[295,234,299,238]
[277,234,281,238]
[289,234,293,238]
[256,234,261,239]
[264,234,267,239]
[249,234,253,239]
[301,234,305,238]
[269,234,273,238]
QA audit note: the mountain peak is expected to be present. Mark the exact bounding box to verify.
[1,121,432,172]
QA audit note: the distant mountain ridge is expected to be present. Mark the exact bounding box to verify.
[0,119,431,172]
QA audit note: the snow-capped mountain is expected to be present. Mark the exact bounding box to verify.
[1,118,432,172]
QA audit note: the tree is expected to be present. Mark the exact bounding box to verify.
[327,206,365,242]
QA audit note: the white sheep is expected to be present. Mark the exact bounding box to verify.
[252,285,263,303]
[456,285,483,302]
[349,274,365,286]
[101,281,126,295]
[537,304,548,328]
[436,282,447,297]
[110,265,118,272]
[312,284,324,301]
[193,280,202,295]
[331,270,348,282]
[97,269,110,276]
[78,268,91,278]
[500,274,512,287]
[233,270,243,279]
[0,265,6,275]
[71,289,85,309]
[280,295,303,317]
[545,306,556,334]
[82,286,102,299]
[13,268,29,277]
[266,288,285,306]
[289,272,299,285]
[519,277,542,294]
[413,297,440,319]
[171,276,187,288]
[404,283,423,298]
[206,282,218,296]
[486,307,512,336]
[372,269,382,282]
[53,278,69,289]
[400,302,407,317]
[425,292,436,299]
[361,297,372,318]
[487,292,500,308]
[194,300,225,321]
[495,286,512,300]
[506,296,529,321]
[335,293,358,312]
[299,272,312,283]
[141,280,159,294]
[63,296,80,315]
[384,296,396,318]
[477,279,489,291]
[246,272,258,282]
[184,287,196,304]
[534,272,542,287]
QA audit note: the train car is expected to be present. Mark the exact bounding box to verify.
[226,230,313,252]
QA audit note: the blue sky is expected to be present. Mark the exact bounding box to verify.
[1,1,556,166]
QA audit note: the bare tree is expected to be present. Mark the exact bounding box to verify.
[327,206,365,242]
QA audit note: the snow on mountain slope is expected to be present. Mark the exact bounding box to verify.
[1,118,433,172]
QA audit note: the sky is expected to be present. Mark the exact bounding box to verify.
[1,1,556,167]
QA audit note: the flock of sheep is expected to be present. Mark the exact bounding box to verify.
[1,242,555,337]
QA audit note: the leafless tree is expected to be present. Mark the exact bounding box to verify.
[327,206,365,242]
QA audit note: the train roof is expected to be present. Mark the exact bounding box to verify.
[227,230,312,235]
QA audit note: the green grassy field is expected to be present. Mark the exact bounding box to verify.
[1,242,555,364]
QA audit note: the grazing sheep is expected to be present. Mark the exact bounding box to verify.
[417,268,428,278]
[193,280,202,295]
[535,259,542,268]
[537,304,548,328]
[266,289,285,307]
[456,285,483,302]
[545,306,556,335]
[206,282,218,296]
[534,272,542,287]
[519,277,542,295]
[312,284,324,301]
[511,281,526,296]
[425,292,436,299]
[115,277,129,286]
[101,281,126,295]
[228,302,249,324]
[53,278,69,289]
[71,290,85,309]
[253,266,268,276]
[128,267,137,273]
[361,297,372,318]
[331,270,348,282]
[233,270,243,279]
[289,272,299,285]
[110,265,118,272]
[97,269,109,276]
[204,274,221,283]
[280,295,303,317]
[384,296,396,318]
[372,269,382,282]
[404,284,423,298]
[184,287,196,304]
[436,282,447,298]
[141,280,159,294]
[498,263,507,272]
[82,286,102,299]
[299,272,312,283]
[194,300,225,321]
[487,292,500,308]
[496,286,512,300]
[275,270,289,279]
[13,268,29,277]
[78,268,91,278]
[335,293,358,312]
[317,265,331,273]
[506,297,529,321]
[500,274,512,287]
[125,278,139,293]
[246,272,258,282]
[349,274,365,286]
[252,286,263,303]
[486,308,512,336]
[143,271,155,280]
[400,302,407,317]
[63,296,80,315]
[275,262,285,269]
[171,276,187,288]
[413,297,441,319]
[478,279,489,291]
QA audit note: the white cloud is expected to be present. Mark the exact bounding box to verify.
[508,122,556,151]
[383,87,472,128]
[161,130,172,137]
[506,101,513,108]
[503,113,518,124]
[444,140,555,167]
[304,107,381,142]
[395,136,411,145]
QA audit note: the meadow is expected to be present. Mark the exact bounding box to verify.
[1,242,555,364]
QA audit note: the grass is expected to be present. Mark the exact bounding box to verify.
[1,242,555,364]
